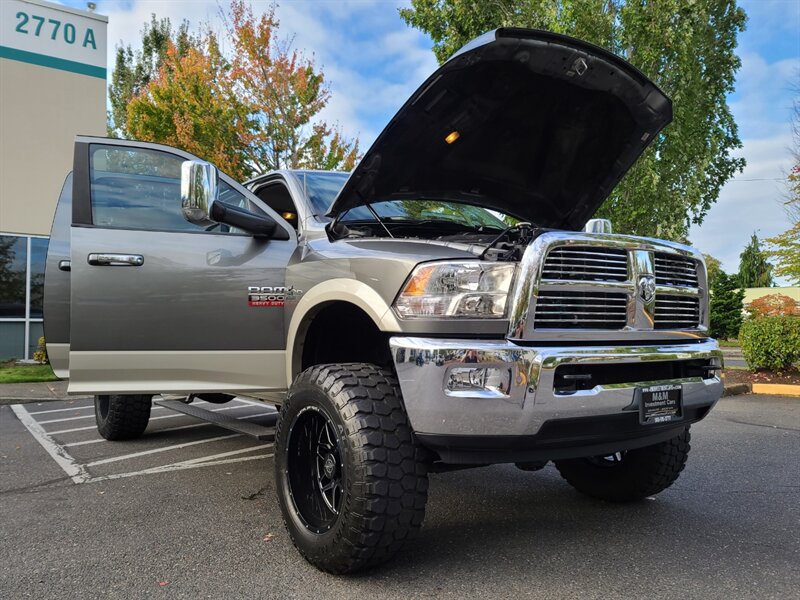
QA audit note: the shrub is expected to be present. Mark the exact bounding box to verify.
[745,294,800,319]
[739,317,800,371]
[33,336,48,364]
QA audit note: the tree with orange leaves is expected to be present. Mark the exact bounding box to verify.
[126,34,250,179]
[224,0,359,174]
[122,2,359,181]
[745,293,800,319]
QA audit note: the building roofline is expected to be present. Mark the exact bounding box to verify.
[19,0,109,23]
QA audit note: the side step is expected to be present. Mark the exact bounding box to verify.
[154,399,278,441]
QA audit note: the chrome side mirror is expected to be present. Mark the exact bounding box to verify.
[584,218,612,234]
[181,160,219,225]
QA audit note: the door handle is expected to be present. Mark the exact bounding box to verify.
[87,253,144,267]
[58,259,71,272]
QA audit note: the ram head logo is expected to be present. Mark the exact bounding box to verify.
[638,275,656,304]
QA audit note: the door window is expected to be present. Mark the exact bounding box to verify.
[89,145,252,233]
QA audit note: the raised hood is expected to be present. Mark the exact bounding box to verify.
[328,28,672,229]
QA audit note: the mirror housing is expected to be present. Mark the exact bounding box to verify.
[180,159,287,239]
[584,218,613,234]
[209,202,279,238]
[181,160,218,225]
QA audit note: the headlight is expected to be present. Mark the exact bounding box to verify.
[394,261,516,319]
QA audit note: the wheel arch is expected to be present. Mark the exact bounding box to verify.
[285,279,401,387]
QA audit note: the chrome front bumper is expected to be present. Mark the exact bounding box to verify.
[390,337,723,438]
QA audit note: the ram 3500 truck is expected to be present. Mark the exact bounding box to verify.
[43,29,723,573]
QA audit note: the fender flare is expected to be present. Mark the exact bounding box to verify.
[285,279,401,387]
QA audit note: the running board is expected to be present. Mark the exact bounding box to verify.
[154,399,278,441]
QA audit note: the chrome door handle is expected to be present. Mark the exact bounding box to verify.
[87,253,144,267]
[58,259,71,272]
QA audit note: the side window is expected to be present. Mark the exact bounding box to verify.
[89,145,251,233]
[256,182,298,229]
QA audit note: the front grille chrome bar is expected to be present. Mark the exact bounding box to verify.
[507,232,709,342]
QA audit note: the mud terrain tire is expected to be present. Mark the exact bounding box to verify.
[554,427,691,502]
[275,363,428,574]
[94,394,152,440]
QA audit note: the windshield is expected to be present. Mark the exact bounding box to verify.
[300,171,350,215]
[300,171,511,230]
[342,200,508,230]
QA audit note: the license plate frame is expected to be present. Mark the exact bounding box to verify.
[639,384,683,425]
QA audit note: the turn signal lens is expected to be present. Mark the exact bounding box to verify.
[445,131,460,144]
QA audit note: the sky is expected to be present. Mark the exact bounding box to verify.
[58,0,799,281]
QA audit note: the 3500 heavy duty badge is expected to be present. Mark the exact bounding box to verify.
[247,286,302,307]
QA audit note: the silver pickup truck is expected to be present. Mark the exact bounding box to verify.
[43,28,723,573]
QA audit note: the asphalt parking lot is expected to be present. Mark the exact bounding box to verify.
[1,393,798,599]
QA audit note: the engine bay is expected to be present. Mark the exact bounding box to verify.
[328,220,539,262]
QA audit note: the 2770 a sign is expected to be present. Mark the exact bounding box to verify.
[14,9,97,49]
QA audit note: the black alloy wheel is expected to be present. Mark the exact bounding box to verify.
[285,405,344,534]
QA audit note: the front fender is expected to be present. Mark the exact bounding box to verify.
[285,278,401,387]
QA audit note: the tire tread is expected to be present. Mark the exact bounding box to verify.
[276,363,428,573]
[95,394,152,441]
[554,428,691,502]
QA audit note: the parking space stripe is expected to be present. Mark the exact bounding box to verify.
[46,403,270,435]
[35,400,255,425]
[84,434,243,466]
[178,444,272,465]
[87,453,273,483]
[61,422,212,447]
[60,411,278,446]
[10,404,90,484]
[27,404,97,415]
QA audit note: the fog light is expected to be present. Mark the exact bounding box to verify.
[446,366,511,397]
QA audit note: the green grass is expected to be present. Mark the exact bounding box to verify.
[0,363,58,384]
[718,339,741,348]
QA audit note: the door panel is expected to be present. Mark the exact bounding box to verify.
[43,173,73,377]
[68,137,297,394]
[70,227,293,351]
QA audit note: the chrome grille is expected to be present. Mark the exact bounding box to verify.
[654,253,698,287]
[654,296,700,329]
[533,291,628,329]
[542,246,628,282]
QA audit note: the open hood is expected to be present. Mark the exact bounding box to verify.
[327,28,672,229]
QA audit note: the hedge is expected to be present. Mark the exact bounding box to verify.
[739,316,800,371]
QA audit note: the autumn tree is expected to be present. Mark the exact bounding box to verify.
[745,294,800,319]
[112,2,359,178]
[223,1,358,174]
[399,0,747,240]
[126,36,250,180]
[108,15,196,137]
[737,232,773,288]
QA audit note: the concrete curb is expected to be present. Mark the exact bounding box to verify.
[751,383,800,397]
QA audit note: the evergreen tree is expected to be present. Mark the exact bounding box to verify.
[709,271,745,339]
[737,232,774,288]
[703,254,723,288]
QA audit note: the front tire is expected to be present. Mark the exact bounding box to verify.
[94,394,152,440]
[275,363,428,574]
[554,427,691,502]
